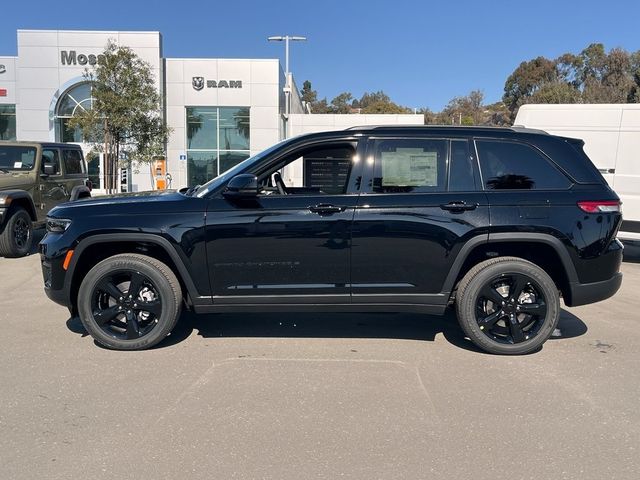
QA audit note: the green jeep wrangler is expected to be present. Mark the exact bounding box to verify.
[0,142,91,257]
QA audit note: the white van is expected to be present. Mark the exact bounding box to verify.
[514,104,640,241]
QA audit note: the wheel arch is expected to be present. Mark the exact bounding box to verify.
[1,190,38,223]
[65,234,201,314]
[444,233,579,301]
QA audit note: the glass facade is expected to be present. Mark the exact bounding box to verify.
[0,104,17,141]
[186,106,250,186]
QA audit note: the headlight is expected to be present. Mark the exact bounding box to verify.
[0,195,10,206]
[46,217,72,233]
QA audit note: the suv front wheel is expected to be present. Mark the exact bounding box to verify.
[455,257,560,355]
[0,207,33,258]
[77,253,182,350]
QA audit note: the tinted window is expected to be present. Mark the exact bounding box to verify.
[62,149,85,175]
[42,149,61,175]
[477,140,570,190]
[0,146,36,170]
[448,140,477,191]
[261,144,356,196]
[373,138,447,193]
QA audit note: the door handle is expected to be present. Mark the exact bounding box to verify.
[440,201,478,212]
[308,204,346,215]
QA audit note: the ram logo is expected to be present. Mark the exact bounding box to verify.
[192,77,205,91]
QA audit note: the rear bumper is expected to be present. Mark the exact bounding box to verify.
[566,272,623,307]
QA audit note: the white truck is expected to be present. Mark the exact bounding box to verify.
[514,104,640,241]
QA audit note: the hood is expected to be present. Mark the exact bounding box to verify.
[0,171,34,192]
[48,189,204,218]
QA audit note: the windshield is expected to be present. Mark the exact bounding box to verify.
[0,146,37,171]
[195,138,291,197]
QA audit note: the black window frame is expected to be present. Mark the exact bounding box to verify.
[61,148,85,176]
[473,138,572,191]
[41,148,62,176]
[252,139,363,197]
[361,136,482,195]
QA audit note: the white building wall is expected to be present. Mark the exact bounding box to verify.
[0,57,17,105]
[164,58,283,189]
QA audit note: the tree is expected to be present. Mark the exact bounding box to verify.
[503,56,558,120]
[441,90,487,125]
[70,41,170,193]
[358,90,410,114]
[300,80,331,113]
[328,92,354,114]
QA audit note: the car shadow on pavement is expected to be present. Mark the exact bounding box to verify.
[65,307,588,354]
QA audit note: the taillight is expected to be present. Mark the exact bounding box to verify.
[577,200,621,213]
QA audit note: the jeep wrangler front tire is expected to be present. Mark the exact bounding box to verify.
[0,207,33,258]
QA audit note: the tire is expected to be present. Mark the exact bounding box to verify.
[77,253,182,350]
[0,207,33,258]
[455,256,560,355]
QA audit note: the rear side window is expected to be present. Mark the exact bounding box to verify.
[476,140,570,190]
[372,138,447,193]
[62,149,85,175]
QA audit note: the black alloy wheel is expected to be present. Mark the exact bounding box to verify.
[91,270,163,341]
[455,257,560,355]
[77,254,182,350]
[475,273,547,344]
[13,215,31,251]
[0,207,33,257]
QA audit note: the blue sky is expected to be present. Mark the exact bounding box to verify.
[2,0,639,110]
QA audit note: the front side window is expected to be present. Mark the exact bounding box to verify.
[0,146,36,171]
[186,106,250,186]
[62,149,85,174]
[476,140,571,190]
[259,143,357,196]
[372,138,448,193]
[42,149,61,175]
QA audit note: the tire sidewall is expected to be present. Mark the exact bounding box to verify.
[457,260,560,355]
[1,208,32,258]
[77,256,180,350]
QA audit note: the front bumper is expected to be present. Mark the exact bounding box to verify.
[566,272,623,307]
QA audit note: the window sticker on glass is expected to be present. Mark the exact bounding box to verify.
[13,161,22,169]
[381,148,438,186]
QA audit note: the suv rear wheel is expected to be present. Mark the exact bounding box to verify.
[77,254,182,350]
[0,207,33,258]
[455,256,560,355]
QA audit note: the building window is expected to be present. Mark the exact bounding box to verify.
[0,104,16,141]
[55,82,95,142]
[186,106,250,186]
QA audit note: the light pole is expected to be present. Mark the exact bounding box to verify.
[268,35,307,138]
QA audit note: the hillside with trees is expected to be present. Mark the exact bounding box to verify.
[301,43,640,126]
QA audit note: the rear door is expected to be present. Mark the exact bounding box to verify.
[351,135,489,305]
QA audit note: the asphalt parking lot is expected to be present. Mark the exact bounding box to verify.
[1,244,639,480]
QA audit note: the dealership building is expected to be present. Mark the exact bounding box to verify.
[0,29,421,191]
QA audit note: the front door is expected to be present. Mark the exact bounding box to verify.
[39,147,69,213]
[351,136,490,305]
[205,139,364,304]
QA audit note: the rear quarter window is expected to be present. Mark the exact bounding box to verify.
[476,140,571,190]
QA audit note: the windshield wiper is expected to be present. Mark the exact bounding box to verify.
[0,167,10,174]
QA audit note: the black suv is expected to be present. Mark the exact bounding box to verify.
[39,126,623,354]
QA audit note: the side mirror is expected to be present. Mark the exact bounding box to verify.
[41,163,56,176]
[223,174,259,198]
